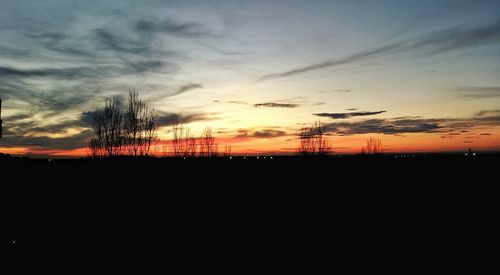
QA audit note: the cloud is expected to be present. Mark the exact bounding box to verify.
[157,112,216,127]
[258,20,500,81]
[324,114,500,136]
[326,118,441,135]
[318,89,351,93]
[134,18,207,37]
[168,83,203,97]
[254,102,299,108]
[213,100,249,105]
[455,86,500,99]
[94,28,153,55]
[258,43,402,81]
[0,130,93,150]
[0,66,101,79]
[215,99,302,108]
[235,129,288,139]
[0,14,212,147]
[314,111,386,119]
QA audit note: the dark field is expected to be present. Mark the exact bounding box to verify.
[4,154,498,272]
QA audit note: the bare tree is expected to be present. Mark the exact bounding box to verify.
[170,123,198,157]
[171,123,185,157]
[360,137,383,155]
[138,104,158,156]
[199,127,218,157]
[89,137,105,158]
[89,91,158,158]
[90,98,123,157]
[297,121,333,156]
[185,130,197,157]
[124,91,143,156]
[123,90,158,157]
[223,145,232,157]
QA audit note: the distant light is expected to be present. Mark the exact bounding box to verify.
[48,158,52,162]
[270,156,273,159]
[229,156,232,159]
[263,156,266,159]
[257,156,259,159]
[243,157,246,159]
[473,153,476,156]
[183,157,186,160]
[465,153,468,156]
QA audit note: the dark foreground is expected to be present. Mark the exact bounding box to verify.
[4,154,498,272]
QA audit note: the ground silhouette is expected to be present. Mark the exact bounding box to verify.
[5,153,498,272]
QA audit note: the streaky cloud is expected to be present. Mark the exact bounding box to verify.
[315,111,386,119]
[258,43,402,81]
[135,18,208,37]
[157,112,215,127]
[235,129,288,139]
[258,20,500,81]
[168,83,203,97]
[254,102,299,108]
[318,89,351,93]
[455,86,500,99]
[325,115,500,136]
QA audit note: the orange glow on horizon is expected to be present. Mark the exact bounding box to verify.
[1,128,499,158]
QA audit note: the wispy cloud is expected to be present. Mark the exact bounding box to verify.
[254,102,299,108]
[318,89,351,93]
[214,98,303,108]
[135,18,208,37]
[258,20,500,81]
[475,109,500,117]
[0,13,213,144]
[258,43,403,81]
[325,114,500,136]
[0,130,93,150]
[455,86,500,99]
[157,112,216,127]
[213,100,249,105]
[235,129,288,139]
[168,83,203,97]
[315,111,386,119]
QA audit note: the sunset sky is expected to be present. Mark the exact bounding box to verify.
[1,0,499,157]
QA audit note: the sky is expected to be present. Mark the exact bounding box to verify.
[0,0,499,157]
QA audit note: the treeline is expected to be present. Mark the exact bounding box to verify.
[88,91,382,158]
[167,124,224,158]
[89,91,227,158]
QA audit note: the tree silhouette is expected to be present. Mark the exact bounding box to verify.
[360,137,383,155]
[89,91,158,158]
[90,98,123,157]
[297,121,333,156]
[170,123,197,157]
[199,127,218,157]
[223,145,232,157]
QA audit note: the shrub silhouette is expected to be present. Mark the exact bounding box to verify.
[360,137,383,155]
[297,121,333,156]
